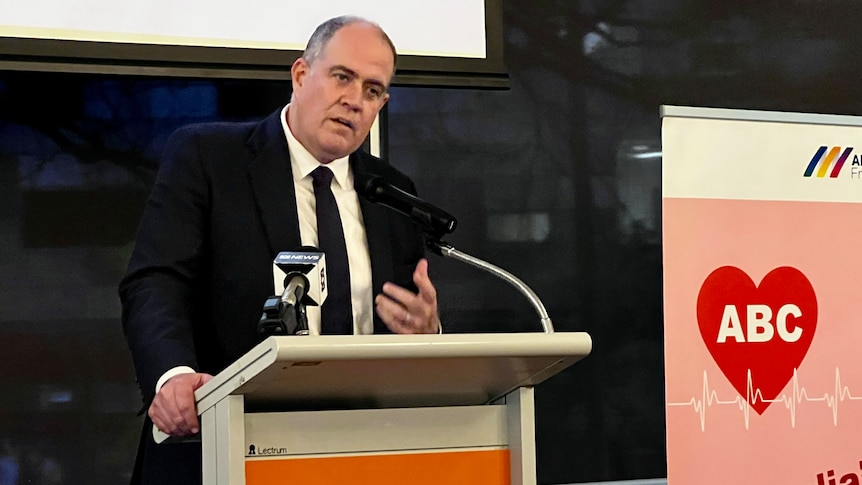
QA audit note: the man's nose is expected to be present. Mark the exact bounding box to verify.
[340,81,363,109]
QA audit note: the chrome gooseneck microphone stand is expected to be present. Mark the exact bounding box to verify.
[425,238,555,334]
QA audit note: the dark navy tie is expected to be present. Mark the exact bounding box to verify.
[311,166,353,335]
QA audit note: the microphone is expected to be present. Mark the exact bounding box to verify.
[355,175,555,333]
[355,173,457,238]
[258,247,327,338]
[272,247,328,306]
[279,272,310,335]
[280,272,309,309]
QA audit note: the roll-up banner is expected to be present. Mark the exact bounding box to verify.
[662,106,862,484]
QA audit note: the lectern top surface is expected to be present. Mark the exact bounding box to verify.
[194,332,592,413]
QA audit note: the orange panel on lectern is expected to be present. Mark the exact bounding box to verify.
[246,449,510,485]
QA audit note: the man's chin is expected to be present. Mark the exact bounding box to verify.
[319,140,363,161]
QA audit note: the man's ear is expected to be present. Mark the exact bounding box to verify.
[291,58,309,90]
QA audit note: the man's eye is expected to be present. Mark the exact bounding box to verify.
[365,86,385,99]
[335,73,349,82]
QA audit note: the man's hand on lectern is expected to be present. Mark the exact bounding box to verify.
[149,372,214,437]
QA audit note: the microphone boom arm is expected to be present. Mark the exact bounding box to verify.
[427,239,555,334]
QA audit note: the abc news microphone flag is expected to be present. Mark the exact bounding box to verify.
[662,106,862,485]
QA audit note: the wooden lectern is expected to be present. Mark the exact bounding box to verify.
[191,332,592,485]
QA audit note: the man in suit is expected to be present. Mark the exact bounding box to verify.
[119,16,440,484]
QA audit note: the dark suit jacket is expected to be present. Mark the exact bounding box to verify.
[119,109,425,484]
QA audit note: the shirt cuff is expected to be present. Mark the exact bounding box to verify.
[155,366,197,393]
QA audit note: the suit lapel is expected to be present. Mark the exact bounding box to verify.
[351,152,394,332]
[247,110,302,257]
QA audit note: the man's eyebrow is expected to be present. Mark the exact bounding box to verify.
[329,64,356,77]
[329,64,388,90]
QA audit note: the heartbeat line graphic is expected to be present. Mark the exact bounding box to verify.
[667,368,862,431]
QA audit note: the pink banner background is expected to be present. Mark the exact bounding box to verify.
[664,197,862,484]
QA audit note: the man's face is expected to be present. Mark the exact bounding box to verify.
[289,23,393,163]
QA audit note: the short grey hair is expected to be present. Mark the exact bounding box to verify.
[302,15,398,76]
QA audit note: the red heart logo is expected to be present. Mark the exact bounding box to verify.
[696,266,817,415]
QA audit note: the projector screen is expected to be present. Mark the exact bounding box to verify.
[0,0,506,87]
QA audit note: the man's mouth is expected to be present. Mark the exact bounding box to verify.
[332,117,354,130]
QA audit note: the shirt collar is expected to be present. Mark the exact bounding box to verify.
[281,104,351,189]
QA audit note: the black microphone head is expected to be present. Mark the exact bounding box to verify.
[353,171,385,202]
[282,271,310,290]
[354,171,457,238]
